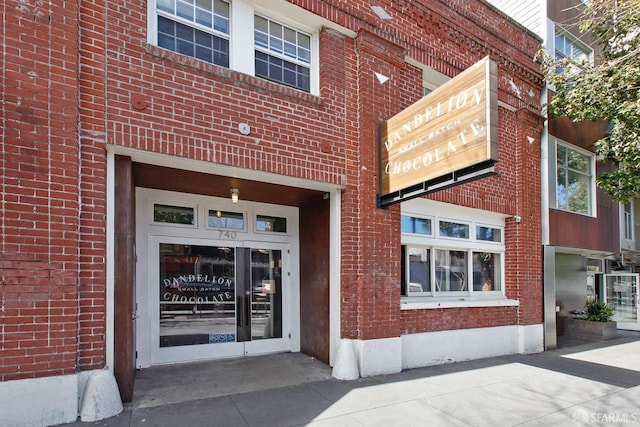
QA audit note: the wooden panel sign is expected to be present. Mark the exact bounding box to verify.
[379,56,498,205]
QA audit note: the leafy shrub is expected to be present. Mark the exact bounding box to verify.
[584,300,614,322]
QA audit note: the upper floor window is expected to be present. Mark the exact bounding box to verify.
[549,137,595,216]
[254,15,311,91]
[157,0,231,67]
[554,25,592,71]
[149,0,317,93]
[623,202,633,240]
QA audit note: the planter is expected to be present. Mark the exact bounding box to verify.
[563,317,618,341]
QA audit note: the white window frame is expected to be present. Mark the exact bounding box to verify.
[549,136,596,217]
[204,206,248,233]
[150,201,199,229]
[401,213,434,237]
[147,0,320,94]
[401,199,516,309]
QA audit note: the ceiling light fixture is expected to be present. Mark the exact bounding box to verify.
[230,188,239,204]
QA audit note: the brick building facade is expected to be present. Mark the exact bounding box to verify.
[1,0,544,425]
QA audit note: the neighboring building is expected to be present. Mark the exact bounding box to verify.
[1,0,544,425]
[486,0,640,346]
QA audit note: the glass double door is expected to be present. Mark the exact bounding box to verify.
[604,273,639,330]
[150,237,289,365]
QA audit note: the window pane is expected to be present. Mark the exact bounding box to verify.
[154,204,195,225]
[177,0,194,21]
[401,215,432,235]
[253,14,312,92]
[557,144,567,165]
[158,0,175,13]
[434,249,467,292]
[158,17,229,67]
[587,258,603,273]
[555,34,565,54]
[557,167,568,209]
[439,221,469,239]
[160,243,236,347]
[472,252,501,291]
[408,247,431,294]
[567,149,590,174]
[476,226,501,242]
[196,8,212,27]
[256,215,287,233]
[196,0,211,10]
[567,171,590,215]
[208,210,244,229]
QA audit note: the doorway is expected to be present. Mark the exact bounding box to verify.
[604,273,639,330]
[135,188,299,367]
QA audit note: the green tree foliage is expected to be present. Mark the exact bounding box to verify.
[540,0,640,203]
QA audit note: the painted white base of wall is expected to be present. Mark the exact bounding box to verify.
[403,324,544,370]
[341,325,544,378]
[354,337,403,377]
[0,369,122,427]
[331,339,360,380]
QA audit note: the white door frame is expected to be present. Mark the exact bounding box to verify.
[135,188,300,367]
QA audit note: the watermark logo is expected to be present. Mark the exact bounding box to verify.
[573,409,639,425]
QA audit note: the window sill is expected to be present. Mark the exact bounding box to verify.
[401,296,519,310]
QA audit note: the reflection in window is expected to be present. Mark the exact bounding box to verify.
[434,249,467,292]
[208,210,244,229]
[556,142,592,215]
[439,221,469,239]
[406,247,431,295]
[472,252,501,291]
[476,226,502,242]
[256,215,287,233]
[153,204,195,225]
[401,215,432,235]
[159,243,236,347]
[624,202,633,240]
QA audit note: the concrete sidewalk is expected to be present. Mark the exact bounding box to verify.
[61,331,640,427]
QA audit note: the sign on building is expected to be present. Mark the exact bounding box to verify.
[378,56,498,207]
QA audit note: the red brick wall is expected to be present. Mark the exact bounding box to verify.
[78,0,108,371]
[1,0,544,382]
[1,0,81,380]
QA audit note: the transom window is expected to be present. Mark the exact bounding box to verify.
[401,200,505,298]
[549,137,595,216]
[149,0,317,93]
[401,215,432,236]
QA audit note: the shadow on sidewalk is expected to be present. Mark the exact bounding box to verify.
[59,330,640,426]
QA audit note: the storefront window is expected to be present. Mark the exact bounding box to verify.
[434,249,468,292]
[473,252,502,291]
[159,243,236,347]
[402,199,505,299]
